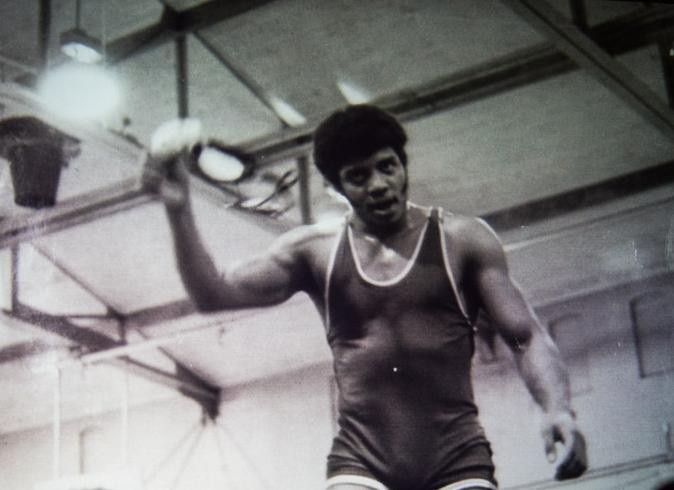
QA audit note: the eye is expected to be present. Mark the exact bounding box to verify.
[378,157,397,174]
[344,168,368,185]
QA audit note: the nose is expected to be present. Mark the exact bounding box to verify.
[367,171,388,196]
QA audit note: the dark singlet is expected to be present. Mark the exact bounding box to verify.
[324,208,495,489]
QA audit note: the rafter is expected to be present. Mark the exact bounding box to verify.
[483,158,674,231]
[7,302,220,417]
[503,0,674,140]
[242,5,674,164]
[106,0,277,64]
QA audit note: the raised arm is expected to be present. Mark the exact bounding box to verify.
[461,218,587,480]
[142,119,308,312]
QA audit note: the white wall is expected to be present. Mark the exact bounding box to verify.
[2,274,674,490]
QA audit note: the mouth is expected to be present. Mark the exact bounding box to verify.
[367,197,398,216]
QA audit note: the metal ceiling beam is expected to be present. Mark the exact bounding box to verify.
[242,5,674,164]
[7,302,220,415]
[503,0,674,139]
[0,178,150,249]
[483,157,674,231]
[0,339,56,364]
[0,6,669,251]
[31,243,124,314]
[193,31,290,129]
[106,0,277,64]
[658,40,674,108]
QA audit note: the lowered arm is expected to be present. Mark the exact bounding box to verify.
[464,218,587,480]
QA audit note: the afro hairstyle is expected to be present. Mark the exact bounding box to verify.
[312,104,408,190]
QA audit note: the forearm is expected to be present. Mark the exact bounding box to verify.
[515,329,572,416]
[165,204,226,310]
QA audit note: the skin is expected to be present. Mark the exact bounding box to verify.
[143,139,587,488]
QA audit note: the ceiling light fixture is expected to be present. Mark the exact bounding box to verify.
[38,63,121,121]
[193,141,253,183]
[59,0,103,63]
[269,96,307,127]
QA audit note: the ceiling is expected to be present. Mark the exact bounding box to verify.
[0,0,673,433]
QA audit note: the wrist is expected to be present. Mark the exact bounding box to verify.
[544,408,577,423]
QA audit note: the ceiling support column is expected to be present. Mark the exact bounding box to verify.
[176,34,189,118]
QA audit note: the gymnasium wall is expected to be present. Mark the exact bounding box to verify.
[0,274,673,490]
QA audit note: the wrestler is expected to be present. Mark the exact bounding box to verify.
[144,105,587,490]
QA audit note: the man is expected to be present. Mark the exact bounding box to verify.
[143,105,587,490]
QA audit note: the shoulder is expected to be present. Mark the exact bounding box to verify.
[440,211,505,265]
[269,216,346,258]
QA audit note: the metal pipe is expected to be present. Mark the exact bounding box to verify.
[121,359,129,465]
[194,31,290,128]
[52,367,62,479]
[296,154,313,224]
[75,0,82,28]
[38,0,51,71]
[658,40,674,109]
[74,319,227,364]
[175,35,189,118]
[569,0,588,31]
[665,422,673,462]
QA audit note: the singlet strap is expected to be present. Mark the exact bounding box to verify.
[435,206,473,325]
[324,221,348,333]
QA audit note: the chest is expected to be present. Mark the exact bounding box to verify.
[350,229,422,283]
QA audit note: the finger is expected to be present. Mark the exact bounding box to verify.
[555,431,588,480]
[542,428,557,463]
[556,437,574,469]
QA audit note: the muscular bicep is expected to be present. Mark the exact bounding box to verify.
[467,221,538,348]
[195,229,311,311]
[223,247,304,307]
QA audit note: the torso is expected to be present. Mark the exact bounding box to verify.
[299,205,475,315]
[298,205,491,488]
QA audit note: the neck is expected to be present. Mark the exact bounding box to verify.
[350,201,417,240]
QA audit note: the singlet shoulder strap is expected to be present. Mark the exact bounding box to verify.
[433,206,473,325]
[324,220,348,332]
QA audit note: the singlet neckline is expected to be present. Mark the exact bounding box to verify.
[346,208,431,287]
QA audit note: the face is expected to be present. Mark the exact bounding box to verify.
[338,147,408,231]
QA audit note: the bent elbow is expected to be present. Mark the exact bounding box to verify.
[189,290,228,313]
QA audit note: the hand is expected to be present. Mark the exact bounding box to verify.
[541,411,588,480]
[141,118,203,210]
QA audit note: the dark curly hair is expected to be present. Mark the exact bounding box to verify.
[312,104,408,191]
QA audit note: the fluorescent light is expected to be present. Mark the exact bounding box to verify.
[269,96,306,127]
[60,28,103,64]
[38,63,121,121]
[336,79,372,104]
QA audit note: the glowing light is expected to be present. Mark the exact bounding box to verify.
[198,146,246,182]
[38,63,121,121]
[61,41,103,64]
[336,79,372,104]
[60,28,103,63]
[269,96,306,127]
